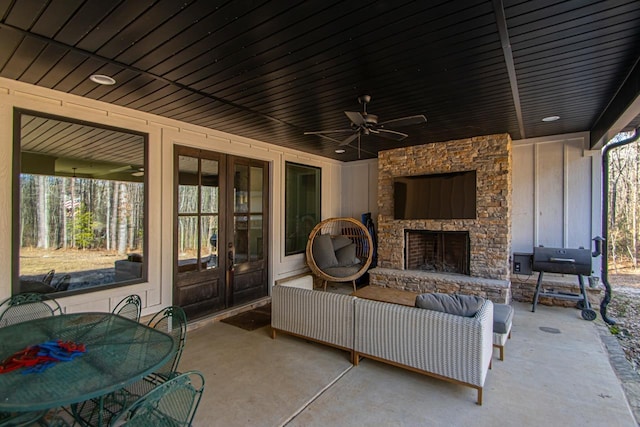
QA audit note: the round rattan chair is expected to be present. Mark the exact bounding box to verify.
[305,217,373,292]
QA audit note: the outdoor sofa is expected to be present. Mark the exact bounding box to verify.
[271,282,494,404]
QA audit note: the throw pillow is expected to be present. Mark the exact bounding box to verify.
[415,293,485,317]
[312,234,339,269]
[331,235,352,251]
[335,243,357,267]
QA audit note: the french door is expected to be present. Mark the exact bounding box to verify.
[174,146,269,320]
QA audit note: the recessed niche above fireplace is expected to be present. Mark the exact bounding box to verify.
[393,170,476,220]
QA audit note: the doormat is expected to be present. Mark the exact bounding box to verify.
[220,304,271,331]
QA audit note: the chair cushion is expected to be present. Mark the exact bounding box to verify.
[335,243,357,267]
[493,303,514,334]
[331,235,353,251]
[322,265,362,278]
[415,293,485,317]
[312,234,339,269]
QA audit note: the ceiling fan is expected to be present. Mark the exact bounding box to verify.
[107,165,144,177]
[304,95,427,157]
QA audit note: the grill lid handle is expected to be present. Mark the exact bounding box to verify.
[549,257,575,263]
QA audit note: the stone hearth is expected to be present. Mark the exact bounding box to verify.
[371,134,512,304]
[369,268,510,303]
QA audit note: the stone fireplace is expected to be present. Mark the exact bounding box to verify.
[369,134,513,303]
[405,230,470,275]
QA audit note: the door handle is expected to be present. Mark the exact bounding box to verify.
[228,242,234,270]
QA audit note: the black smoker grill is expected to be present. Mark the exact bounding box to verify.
[531,246,597,321]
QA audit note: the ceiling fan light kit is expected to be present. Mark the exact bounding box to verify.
[304,95,427,158]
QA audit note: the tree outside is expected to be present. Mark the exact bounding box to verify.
[19,174,144,291]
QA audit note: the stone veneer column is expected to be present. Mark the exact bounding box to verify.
[377,134,512,281]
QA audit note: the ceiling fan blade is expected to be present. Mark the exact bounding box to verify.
[304,133,344,144]
[340,132,360,146]
[377,129,408,141]
[345,111,365,126]
[378,115,427,128]
[108,165,134,173]
[304,129,354,135]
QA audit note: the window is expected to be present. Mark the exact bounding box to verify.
[177,152,220,271]
[285,162,321,255]
[13,110,147,295]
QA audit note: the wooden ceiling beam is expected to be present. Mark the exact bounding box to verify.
[492,0,525,139]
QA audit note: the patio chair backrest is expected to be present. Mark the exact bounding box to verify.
[52,274,71,292]
[146,306,187,378]
[112,294,142,322]
[108,370,205,427]
[42,269,55,286]
[0,293,62,328]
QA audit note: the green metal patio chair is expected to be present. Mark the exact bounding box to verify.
[0,293,62,327]
[112,294,142,322]
[144,306,188,380]
[118,306,188,405]
[0,410,48,427]
[71,306,188,426]
[108,370,205,427]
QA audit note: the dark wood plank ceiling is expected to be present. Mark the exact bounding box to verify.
[1,0,640,161]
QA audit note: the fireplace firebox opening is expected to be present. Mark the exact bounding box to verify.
[405,230,470,275]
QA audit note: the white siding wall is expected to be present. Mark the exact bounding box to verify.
[340,159,378,220]
[512,133,602,277]
[0,77,342,315]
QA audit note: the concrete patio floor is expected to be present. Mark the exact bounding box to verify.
[180,298,639,426]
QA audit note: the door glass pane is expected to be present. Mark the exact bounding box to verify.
[178,216,198,270]
[234,215,248,264]
[178,156,199,214]
[234,164,249,213]
[250,166,263,214]
[249,215,263,261]
[201,159,218,214]
[201,215,218,269]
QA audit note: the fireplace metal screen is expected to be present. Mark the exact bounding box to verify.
[405,230,470,275]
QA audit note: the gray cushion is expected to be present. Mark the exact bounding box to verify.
[323,265,362,278]
[331,235,352,251]
[493,303,514,334]
[335,243,357,267]
[312,234,338,269]
[415,293,485,317]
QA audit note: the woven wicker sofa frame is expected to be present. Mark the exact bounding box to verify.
[270,284,493,404]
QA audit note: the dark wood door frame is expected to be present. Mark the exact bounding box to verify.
[173,146,269,319]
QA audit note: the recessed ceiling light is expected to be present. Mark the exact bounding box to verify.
[335,149,346,154]
[89,74,116,85]
[542,115,560,122]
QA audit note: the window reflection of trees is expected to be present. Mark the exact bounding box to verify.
[16,111,147,294]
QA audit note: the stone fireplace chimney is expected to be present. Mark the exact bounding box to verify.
[370,134,512,303]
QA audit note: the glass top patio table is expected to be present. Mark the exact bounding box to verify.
[0,312,176,412]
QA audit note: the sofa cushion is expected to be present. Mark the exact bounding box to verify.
[312,234,339,269]
[335,243,358,266]
[331,235,353,251]
[415,293,485,317]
